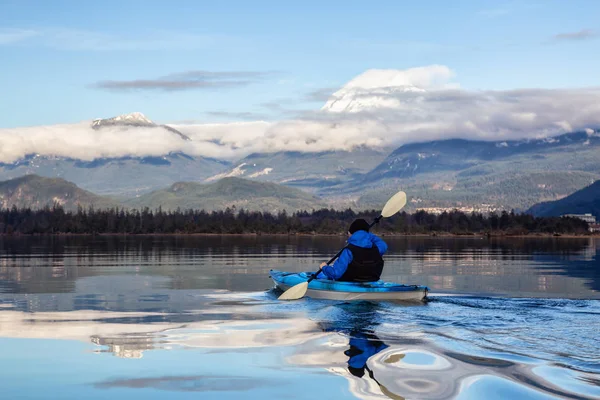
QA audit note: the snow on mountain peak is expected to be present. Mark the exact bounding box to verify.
[322,65,455,113]
[92,112,154,127]
[113,112,153,124]
[89,112,191,141]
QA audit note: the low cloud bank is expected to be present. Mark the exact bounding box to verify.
[2,65,599,163]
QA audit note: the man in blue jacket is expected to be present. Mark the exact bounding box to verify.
[316,218,388,282]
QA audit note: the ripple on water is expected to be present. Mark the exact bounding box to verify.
[360,344,599,400]
[0,289,599,399]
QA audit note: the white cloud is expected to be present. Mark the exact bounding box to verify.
[2,65,600,162]
[0,120,278,163]
[554,120,572,132]
[175,121,271,158]
[0,123,191,163]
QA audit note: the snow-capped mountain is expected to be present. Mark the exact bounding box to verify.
[92,112,191,141]
[2,65,598,212]
[92,112,154,127]
[0,112,230,195]
[319,66,457,113]
[322,69,427,113]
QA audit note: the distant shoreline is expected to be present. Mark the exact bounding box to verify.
[1,232,598,238]
[2,205,592,236]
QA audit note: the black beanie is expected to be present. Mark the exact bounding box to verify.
[349,218,370,234]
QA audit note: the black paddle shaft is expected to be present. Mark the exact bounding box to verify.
[307,215,383,283]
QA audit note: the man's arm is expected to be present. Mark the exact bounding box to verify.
[318,248,354,280]
[371,235,388,255]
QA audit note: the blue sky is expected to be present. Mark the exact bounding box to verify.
[1,0,599,128]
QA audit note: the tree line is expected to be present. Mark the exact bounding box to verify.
[0,205,591,235]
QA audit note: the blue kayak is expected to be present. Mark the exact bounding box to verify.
[270,269,428,301]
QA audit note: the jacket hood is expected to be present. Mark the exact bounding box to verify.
[347,230,378,248]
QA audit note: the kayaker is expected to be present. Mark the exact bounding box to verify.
[316,218,388,282]
[345,331,389,377]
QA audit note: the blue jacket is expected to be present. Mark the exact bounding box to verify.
[347,333,389,370]
[317,230,388,280]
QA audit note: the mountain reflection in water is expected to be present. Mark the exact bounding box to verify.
[0,236,599,399]
[0,292,599,399]
[1,236,599,299]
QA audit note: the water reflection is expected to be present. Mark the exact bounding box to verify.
[1,235,600,399]
[91,333,155,359]
[1,235,599,298]
[292,298,600,400]
[531,238,600,291]
[387,237,600,297]
[347,332,389,378]
[0,292,598,399]
[318,302,391,378]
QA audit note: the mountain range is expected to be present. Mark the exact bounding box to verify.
[206,129,600,212]
[0,175,325,213]
[1,120,599,212]
[205,147,389,191]
[126,176,327,212]
[0,175,117,211]
[0,152,230,197]
[1,68,599,213]
[528,180,600,220]
[352,131,600,211]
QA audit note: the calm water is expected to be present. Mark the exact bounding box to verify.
[0,235,598,399]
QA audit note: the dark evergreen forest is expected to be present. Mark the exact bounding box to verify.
[0,206,591,235]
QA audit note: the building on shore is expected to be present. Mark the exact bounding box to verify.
[562,213,597,225]
[590,223,600,233]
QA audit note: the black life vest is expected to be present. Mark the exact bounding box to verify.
[338,243,384,282]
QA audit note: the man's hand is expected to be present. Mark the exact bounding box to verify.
[319,262,327,268]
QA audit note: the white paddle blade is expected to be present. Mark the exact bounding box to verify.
[278,281,309,300]
[381,191,407,218]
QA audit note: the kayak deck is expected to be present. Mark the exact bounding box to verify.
[270,269,428,301]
